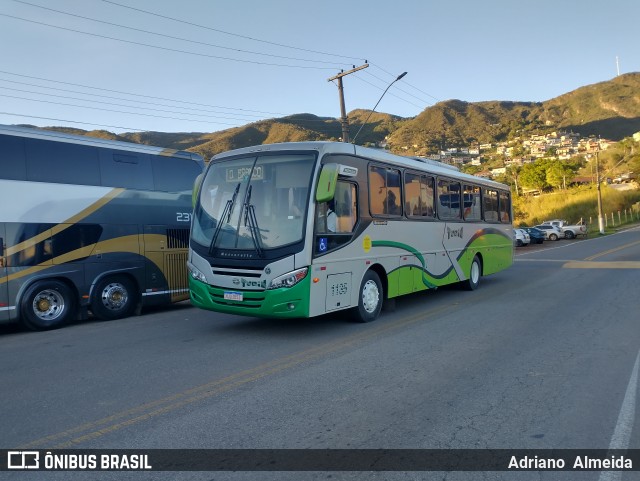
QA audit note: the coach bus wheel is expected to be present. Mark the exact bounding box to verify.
[354,270,383,323]
[21,280,75,331]
[91,276,136,321]
[463,256,482,291]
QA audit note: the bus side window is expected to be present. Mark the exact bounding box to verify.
[316,182,357,234]
[368,165,401,216]
[483,189,499,222]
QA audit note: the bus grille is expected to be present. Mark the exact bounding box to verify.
[166,228,190,249]
[166,252,189,301]
[207,286,266,309]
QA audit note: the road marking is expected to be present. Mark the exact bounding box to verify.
[598,350,640,481]
[585,240,640,261]
[564,261,640,269]
[20,303,456,449]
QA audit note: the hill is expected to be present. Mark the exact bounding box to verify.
[30,72,640,159]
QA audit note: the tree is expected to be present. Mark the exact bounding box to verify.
[519,162,548,191]
[546,162,574,190]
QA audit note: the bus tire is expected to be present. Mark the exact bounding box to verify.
[463,256,482,291]
[20,280,75,331]
[91,276,136,321]
[354,270,383,323]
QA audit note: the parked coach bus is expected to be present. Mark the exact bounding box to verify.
[0,124,204,330]
[188,142,513,323]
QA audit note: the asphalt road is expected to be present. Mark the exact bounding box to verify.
[2,227,640,481]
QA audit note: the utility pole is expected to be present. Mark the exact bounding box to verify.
[328,63,368,143]
[596,150,605,234]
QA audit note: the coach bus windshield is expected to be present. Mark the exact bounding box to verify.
[191,152,316,254]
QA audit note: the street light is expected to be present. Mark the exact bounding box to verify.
[351,71,407,145]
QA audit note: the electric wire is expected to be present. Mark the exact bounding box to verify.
[11,0,353,67]
[0,111,149,132]
[0,70,285,115]
[0,83,270,121]
[0,94,243,127]
[0,13,344,70]
[0,87,275,122]
[101,0,365,63]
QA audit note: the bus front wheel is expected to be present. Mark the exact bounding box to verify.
[20,280,75,331]
[91,276,136,321]
[353,270,383,323]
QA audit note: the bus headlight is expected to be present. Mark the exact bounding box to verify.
[268,267,308,290]
[187,262,207,283]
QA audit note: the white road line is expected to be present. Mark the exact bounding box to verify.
[598,350,640,481]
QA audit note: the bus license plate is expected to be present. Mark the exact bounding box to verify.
[223,291,243,301]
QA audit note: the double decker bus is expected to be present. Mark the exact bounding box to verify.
[0,124,204,330]
[188,142,513,322]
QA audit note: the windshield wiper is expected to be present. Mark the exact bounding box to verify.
[208,183,240,255]
[243,185,264,258]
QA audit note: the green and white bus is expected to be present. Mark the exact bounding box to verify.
[188,142,513,322]
[0,124,204,330]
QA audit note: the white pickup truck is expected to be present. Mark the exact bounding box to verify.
[541,219,588,239]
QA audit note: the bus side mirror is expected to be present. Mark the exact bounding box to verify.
[192,173,204,208]
[315,163,339,203]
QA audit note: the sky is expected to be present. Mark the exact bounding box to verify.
[0,0,638,135]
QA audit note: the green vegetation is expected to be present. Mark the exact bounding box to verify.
[514,184,640,233]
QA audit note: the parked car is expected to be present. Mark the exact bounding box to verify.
[521,227,545,244]
[540,219,587,239]
[514,228,530,247]
[534,224,563,241]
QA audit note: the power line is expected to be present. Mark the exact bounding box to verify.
[352,75,426,111]
[0,111,149,132]
[101,0,365,63]
[0,94,243,127]
[370,63,441,103]
[0,70,284,115]
[0,13,344,70]
[0,81,270,119]
[0,86,270,123]
[12,0,353,67]
[363,69,436,107]
[0,77,343,126]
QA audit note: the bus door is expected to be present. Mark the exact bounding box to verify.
[143,225,190,302]
[0,224,8,321]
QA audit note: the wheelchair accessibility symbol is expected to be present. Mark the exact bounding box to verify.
[318,237,328,252]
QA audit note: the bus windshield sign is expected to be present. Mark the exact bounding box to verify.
[225,165,264,182]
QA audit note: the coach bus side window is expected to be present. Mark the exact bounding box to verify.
[499,191,511,222]
[100,150,154,190]
[0,134,27,180]
[369,166,401,217]
[152,156,202,192]
[405,173,435,218]
[483,189,499,222]
[25,139,101,186]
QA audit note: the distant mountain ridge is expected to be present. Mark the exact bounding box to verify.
[29,72,640,159]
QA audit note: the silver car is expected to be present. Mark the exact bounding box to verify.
[534,224,563,241]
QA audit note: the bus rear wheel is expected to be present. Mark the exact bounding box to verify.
[91,276,136,321]
[21,280,75,331]
[353,270,383,323]
[463,256,482,291]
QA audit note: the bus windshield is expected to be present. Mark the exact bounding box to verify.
[191,152,316,253]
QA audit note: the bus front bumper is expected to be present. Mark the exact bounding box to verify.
[189,275,311,319]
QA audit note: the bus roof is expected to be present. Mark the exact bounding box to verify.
[0,124,204,163]
[210,141,509,191]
